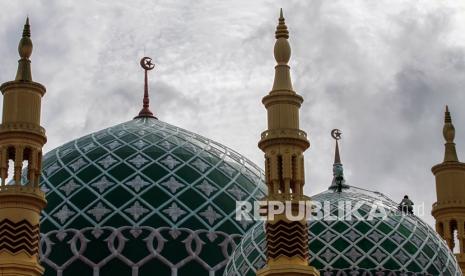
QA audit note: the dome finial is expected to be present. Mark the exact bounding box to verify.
[443,105,458,162]
[329,129,348,192]
[135,57,157,119]
[15,17,33,81]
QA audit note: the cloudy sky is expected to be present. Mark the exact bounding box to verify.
[1,0,465,225]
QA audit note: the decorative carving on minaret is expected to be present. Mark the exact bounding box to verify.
[256,9,319,276]
[432,106,465,273]
[0,18,47,276]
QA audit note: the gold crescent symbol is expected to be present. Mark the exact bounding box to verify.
[331,129,342,140]
[140,57,155,70]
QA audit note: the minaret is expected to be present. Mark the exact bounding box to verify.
[432,106,465,272]
[0,18,47,276]
[256,10,319,276]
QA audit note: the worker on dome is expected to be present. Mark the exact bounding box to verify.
[399,195,414,214]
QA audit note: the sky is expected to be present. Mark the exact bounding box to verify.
[1,0,465,226]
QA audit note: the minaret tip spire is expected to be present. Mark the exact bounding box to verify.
[135,57,157,119]
[23,17,30,38]
[443,105,458,162]
[445,105,451,124]
[275,8,288,39]
[15,17,33,81]
[271,9,293,91]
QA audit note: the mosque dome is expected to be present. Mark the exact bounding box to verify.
[37,116,267,276]
[224,187,462,276]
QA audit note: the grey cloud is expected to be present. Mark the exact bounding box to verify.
[1,0,465,226]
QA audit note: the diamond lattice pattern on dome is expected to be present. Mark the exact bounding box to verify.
[37,117,267,276]
[224,188,461,276]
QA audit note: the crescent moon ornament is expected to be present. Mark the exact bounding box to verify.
[140,57,155,70]
[331,129,342,140]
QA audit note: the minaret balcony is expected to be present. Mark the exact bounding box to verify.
[432,200,465,217]
[259,128,309,150]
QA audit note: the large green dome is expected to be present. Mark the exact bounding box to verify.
[37,117,266,276]
[224,187,461,276]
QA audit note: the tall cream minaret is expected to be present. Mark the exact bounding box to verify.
[256,10,319,276]
[0,18,47,276]
[432,106,465,273]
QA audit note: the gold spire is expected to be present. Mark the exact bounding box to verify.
[15,17,33,81]
[443,105,458,162]
[275,9,289,39]
[272,9,293,92]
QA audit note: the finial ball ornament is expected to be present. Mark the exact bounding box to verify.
[274,39,291,64]
[140,57,155,71]
[19,38,32,58]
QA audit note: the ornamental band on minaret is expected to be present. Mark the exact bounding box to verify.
[432,106,465,273]
[0,18,47,276]
[256,10,319,276]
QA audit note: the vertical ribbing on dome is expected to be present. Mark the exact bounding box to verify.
[15,17,33,81]
[443,105,458,162]
[271,9,293,92]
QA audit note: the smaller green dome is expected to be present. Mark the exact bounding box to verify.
[224,187,461,276]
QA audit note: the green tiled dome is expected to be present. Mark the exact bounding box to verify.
[37,117,266,276]
[224,187,461,276]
